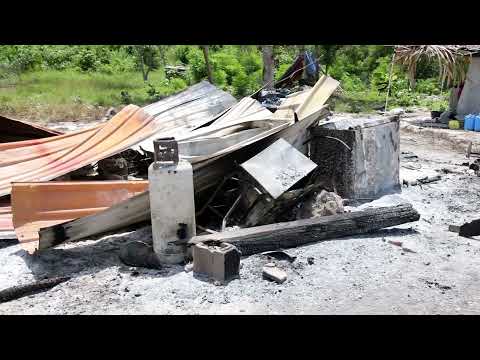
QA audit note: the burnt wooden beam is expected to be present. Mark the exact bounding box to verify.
[459,219,480,238]
[185,203,420,256]
[0,276,70,304]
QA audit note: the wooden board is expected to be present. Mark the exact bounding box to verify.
[186,203,420,256]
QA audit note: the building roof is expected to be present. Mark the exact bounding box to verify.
[393,45,478,86]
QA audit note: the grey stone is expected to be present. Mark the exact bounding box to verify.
[119,241,162,270]
[262,265,287,284]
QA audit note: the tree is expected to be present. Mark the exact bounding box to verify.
[133,45,160,81]
[315,45,342,75]
[201,45,213,84]
[157,45,169,69]
[261,45,275,89]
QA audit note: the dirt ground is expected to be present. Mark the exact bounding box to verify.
[1,114,480,314]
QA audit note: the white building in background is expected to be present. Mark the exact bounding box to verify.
[457,56,480,117]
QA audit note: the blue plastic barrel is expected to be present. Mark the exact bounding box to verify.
[465,114,475,131]
[475,114,480,132]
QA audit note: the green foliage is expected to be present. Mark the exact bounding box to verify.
[186,47,207,82]
[231,69,250,97]
[415,78,442,95]
[97,49,136,74]
[174,45,191,64]
[132,45,161,81]
[275,63,291,81]
[0,44,451,114]
[274,46,296,66]
[316,45,341,74]
[146,83,161,102]
[238,50,262,73]
[213,69,228,86]
[0,45,42,72]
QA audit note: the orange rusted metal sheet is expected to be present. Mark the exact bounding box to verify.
[0,114,63,143]
[0,82,237,198]
[0,105,155,197]
[0,197,14,238]
[12,180,148,253]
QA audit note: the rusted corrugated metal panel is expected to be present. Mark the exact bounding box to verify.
[0,82,236,198]
[0,115,63,143]
[0,202,13,230]
[0,105,153,197]
[12,181,148,253]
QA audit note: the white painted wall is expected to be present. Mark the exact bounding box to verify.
[457,57,480,116]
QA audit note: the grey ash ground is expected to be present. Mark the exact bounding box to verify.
[1,115,480,314]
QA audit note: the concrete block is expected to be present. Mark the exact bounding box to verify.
[193,241,241,282]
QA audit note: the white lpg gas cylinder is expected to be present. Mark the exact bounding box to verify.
[148,138,196,264]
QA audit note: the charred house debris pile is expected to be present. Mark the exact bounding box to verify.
[0,68,433,299]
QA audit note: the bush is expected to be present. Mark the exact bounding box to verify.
[168,77,188,92]
[0,63,19,87]
[146,83,161,102]
[0,45,43,72]
[340,73,366,92]
[174,45,191,64]
[231,69,250,97]
[415,78,441,95]
[238,50,262,74]
[97,50,136,74]
[213,69,228,87]
[186,47,207,82]
[211,52,242,83]
[41,46,78,70]
[73,48,100,72]
[120,90,132,104]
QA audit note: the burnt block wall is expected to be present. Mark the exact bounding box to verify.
[309,128,356,197]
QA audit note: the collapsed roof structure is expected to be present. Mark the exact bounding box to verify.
[0,76,339,252]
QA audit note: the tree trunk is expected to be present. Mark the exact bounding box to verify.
[186,203,420,256]
[159,46,167,68]
[145,67,150,82]
[140,56,148,82]
[201,45,213,84]
[262,45,275,90]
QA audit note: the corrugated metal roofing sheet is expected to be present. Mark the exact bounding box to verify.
[12,181,148,253]
[34,76,339,252]
[0,81,236,198]
[0,200,13,232]
[0,115,63,143]
[0,105,152,197]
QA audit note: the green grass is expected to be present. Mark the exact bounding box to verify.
[0,69,185,122]
[0,68,450,123]
[330,89,449,114]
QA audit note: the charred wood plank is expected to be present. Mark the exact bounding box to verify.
[185,203,420,256]
[459,219,480,238]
